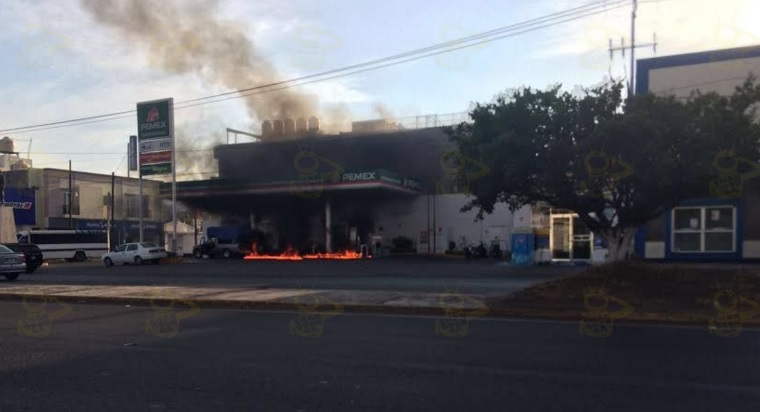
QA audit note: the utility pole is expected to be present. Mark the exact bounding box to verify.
[106,193,110,250]
[608,0,657,99]
[110,172,115,249]
[432,194,437,255]
[68,160,73,229]
[171,99,177,257]
[426,196,431,255]
[194,210,198,246]
[630,0,637,96]
[110,172,116,246]
[139,172,143,242]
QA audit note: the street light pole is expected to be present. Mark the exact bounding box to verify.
[68,160,73,229]
[110,172,115,250]
[629,0,637,99]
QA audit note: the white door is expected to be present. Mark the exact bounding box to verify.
[125,243,139,262]
[112,244,127,263]
[550,214,593,261]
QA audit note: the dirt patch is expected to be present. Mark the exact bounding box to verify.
[495,262,760,319]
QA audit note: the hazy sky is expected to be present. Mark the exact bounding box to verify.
[0,0,758,179]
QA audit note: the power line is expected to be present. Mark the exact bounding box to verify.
[25,66,754,157]
[159,0,633,110]
[182,2,633,109]
[114,153,127,173]
[33,156,125,167]
[176,0,630,106]
[29,148,216,154]
[1,0,630,135]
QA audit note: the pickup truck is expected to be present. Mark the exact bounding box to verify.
[3,243,44,273]
[192,237,243,259]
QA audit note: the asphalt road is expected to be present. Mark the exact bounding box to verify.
[1,301,758,411]
[13,258,579,297]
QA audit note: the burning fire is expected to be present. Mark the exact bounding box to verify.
[243,243,368,261]
[303,250,365,260]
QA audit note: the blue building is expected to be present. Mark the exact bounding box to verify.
[634,44,760,261]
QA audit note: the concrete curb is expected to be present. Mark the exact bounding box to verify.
[0,290,739,326]
[481,309,717,326]
[0,291,454,316]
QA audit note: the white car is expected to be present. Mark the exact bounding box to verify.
[102,242,167,266]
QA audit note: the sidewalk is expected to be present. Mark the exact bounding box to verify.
[0,284,480,316]
[0,283,748,326]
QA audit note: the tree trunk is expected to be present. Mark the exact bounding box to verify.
[602,227,636,263]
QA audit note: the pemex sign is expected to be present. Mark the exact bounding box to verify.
[137,98,174,176]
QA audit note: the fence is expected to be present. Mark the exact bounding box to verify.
[393,112,471,130]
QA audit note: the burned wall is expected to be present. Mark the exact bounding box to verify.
[215,128,453,193]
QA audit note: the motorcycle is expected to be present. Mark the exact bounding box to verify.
[489,243,502,259]
[465,242,489,261]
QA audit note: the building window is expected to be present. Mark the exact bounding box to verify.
[126,194,149,218]
[62,188,80,215]
[672,206,735,253]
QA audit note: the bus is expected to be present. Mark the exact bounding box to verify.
[17,230,109,261]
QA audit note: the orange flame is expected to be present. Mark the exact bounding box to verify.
[244,243,303,261]
[243,243,369,261]
[303,250,365,260]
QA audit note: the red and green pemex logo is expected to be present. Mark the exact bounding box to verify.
[146,106,160,122]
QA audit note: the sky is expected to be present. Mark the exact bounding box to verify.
[0,0,758,180]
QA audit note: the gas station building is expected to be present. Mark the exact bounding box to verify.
[164,121,514,254]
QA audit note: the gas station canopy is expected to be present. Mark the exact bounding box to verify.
[161,169,422,199]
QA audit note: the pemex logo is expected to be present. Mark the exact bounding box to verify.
[147,106,160,122]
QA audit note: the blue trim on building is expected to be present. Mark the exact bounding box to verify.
[662,198,743,261]
[633,45,760,261]
[635,44,760,95]
[4,188,36,226]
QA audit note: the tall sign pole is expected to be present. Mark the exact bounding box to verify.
[128,135,137,177]
[68,160,73,229]
[171,99,177,256]
[128,134,142,240]
[110,173,115,250]
[136,98,174,252]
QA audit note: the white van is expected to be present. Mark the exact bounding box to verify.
[17,230,109,261]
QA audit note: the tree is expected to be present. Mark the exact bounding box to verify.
[446,78,760,261]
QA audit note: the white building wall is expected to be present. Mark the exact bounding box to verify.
[372,194,514,254]
[512,205,532,233]
[46,171,161,223]
[647,56,760,98]
[164,221,196,256]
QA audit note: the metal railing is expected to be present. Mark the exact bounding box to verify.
[393,111,471,130]
[244,111,472,137]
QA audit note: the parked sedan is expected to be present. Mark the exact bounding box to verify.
[102,242,167,267]
[0,244,27,280]
[3,243,44,273]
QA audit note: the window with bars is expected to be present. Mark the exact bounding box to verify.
[62,188,80,215]
[672,206,735,253]
[125,194,149,218]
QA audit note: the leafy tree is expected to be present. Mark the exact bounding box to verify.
[446,77,760,261]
